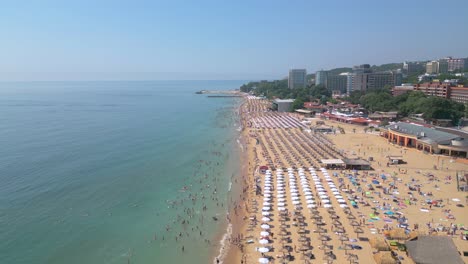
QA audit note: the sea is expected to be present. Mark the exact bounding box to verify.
[0,80,246,264]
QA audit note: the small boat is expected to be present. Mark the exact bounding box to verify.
[212,216,218,221]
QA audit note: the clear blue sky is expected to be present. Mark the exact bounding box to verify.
[1,0,467,81]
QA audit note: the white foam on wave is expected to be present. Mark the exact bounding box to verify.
[213,222,232,264]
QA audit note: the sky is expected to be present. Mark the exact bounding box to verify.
[0,0,467,81]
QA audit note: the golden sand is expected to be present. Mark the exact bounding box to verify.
[224,98,467,264]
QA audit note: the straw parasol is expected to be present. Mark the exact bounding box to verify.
[335,226,345,234]
[347,214,356,220]
[347,253,358,264]
[299,245,310,251]
[317,227,327,234]
[342,244,353,255]
[388,228,408,241]
[369,237,390,251]
[332,219,342,226]
[354,227,364,238]
[319,235,329,243]
[339,235,349,244]
[373,251,397,264]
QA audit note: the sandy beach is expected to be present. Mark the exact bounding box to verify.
[223,97,468,264]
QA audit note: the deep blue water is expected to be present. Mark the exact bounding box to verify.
[0,81,244,264]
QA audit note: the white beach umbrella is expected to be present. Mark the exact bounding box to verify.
[277,190,285,194]
[319,195,328,199]
[318,191,326,196]
[263,202,271,206]
[335,195,343,199]
[323,204,332,208]
[259,239,269,245]
[277,186,285,190]
[304,191,313,195]
[264,190,272,194]
[307,204,316,208]
[277,194,285,198]
[339,204,348,208]
[305,195,314,200]
[263,197,271,202]
[278,198,286,202]
[262,206,270,211]
[337,199,346,203]
[332,191,340,195]
[306,200,316,204]
[277,202,285,207]
[292,200,301,205]
[258,247,269,253]
[278,206,286,211]
[260,231,269,236]
[259,257,269,263]
[262,212,270,216]
[264,183,272,187]
[321,199,330,203]
[261,224,270,229]
[264,194,271,198]
[261,217,271,222]
[291,196,300,200]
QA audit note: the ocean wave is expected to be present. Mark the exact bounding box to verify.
[213,223,232,264]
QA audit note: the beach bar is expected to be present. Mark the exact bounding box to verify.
[343,158,371,170]
[381,122,468,158]
[405,236,464,264]
[321,159,345,169]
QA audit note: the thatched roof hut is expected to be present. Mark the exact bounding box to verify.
[388,228,408,241]
[369,237,390,251]
[373,251,397,264]
[406,235,464,264]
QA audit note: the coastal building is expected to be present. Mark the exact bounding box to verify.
[426,61,439,74]
[315,70,328,86]
[403,61,425,75]
[326,74,347,93]
[367,71,400,91]
[392,84,415,96]
[449,85,468,104]
[413,81,450,99]
[304,101,325,113]
[393,82,468,103]
[367,111,398,121]
[288,69,307,89]
[346,73,354,95]
[438,59,449,74]
[447,57,468,72]
[381,122,468,158]
[346,64,401,93]
[272,99,294,112]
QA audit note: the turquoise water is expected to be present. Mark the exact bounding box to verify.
[0,81,244,264]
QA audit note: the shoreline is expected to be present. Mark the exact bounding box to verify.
[211,97,249,264]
